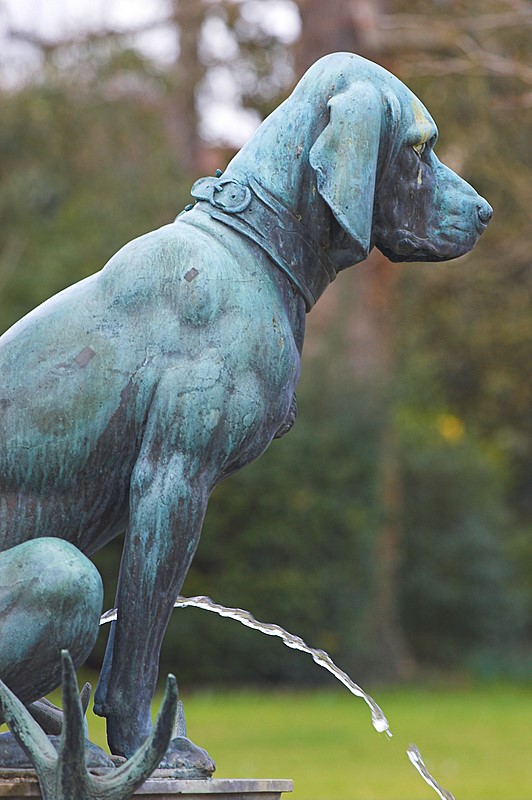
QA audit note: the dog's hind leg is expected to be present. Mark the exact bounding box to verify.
[0,537,103,708]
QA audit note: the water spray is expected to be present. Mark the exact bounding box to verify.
[101,596,456,799]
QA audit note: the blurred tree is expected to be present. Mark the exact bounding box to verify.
[0,45,187,329]
[0,0,530,683]
[386,0,532,651]
[293,0,531,678]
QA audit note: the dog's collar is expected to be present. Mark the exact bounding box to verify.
[182,175,337,311]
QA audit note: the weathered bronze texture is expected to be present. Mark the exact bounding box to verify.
[0,651,177,799]
[0,53,492,767]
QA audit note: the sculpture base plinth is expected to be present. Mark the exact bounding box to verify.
[0,771,293,799]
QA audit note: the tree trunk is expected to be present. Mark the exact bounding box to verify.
[166,0,206,174]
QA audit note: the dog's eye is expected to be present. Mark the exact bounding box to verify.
[412,142,427,158]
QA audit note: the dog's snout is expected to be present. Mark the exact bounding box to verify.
[477,200,493,227]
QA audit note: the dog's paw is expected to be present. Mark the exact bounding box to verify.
[158,736,216,778]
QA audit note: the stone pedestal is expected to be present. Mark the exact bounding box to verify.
[0,771,293,800]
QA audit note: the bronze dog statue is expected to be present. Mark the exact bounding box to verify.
[0,53,492,768]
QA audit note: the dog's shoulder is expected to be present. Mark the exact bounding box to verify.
[98,222,197,290]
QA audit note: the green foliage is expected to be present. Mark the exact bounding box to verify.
[2,1,531,685]
[397,403,521,666]
[0,50,189,332]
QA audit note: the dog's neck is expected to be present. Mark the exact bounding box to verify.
[190,81,370,282]
[183,175,336,311]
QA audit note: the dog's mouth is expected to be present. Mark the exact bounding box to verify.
[376,229,477,263]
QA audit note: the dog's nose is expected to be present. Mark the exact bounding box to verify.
[477,200,493,227]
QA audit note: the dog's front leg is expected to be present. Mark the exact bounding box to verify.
[94,444,212,763]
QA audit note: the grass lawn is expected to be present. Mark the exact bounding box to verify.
[180,684,532,800]
[38,679,532,800]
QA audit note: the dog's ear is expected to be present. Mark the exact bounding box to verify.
[309,83,383,260]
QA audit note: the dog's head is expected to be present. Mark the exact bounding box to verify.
[305,53,492,266]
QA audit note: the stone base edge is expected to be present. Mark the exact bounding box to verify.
[0,775,293,799]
